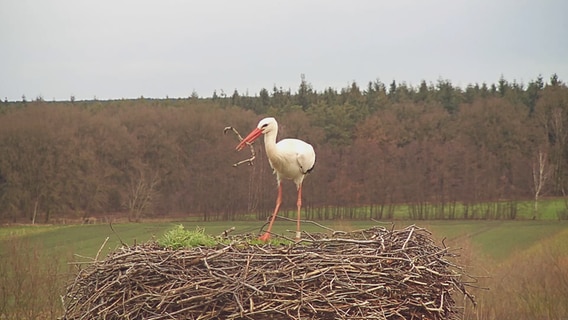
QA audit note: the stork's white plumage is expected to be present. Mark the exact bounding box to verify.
[236,117,315,241]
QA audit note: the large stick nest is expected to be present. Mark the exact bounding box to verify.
[62,225,476,319]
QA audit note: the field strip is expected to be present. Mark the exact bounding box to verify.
[0,224,67,240]
[444,222,502,242]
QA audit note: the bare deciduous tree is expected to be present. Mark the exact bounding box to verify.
[126,168,160,222]
[532,150,551,219]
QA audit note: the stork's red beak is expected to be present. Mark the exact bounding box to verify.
[236,127,262,151]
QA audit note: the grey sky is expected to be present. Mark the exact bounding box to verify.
[1,0,567,101]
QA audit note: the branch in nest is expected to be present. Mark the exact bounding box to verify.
[220,226,236,238]
[224,126,256,167]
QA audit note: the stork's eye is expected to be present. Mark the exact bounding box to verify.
[261,124,268,128]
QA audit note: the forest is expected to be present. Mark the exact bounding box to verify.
[0,74,567,223]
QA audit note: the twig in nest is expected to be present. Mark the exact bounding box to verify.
[275,215,336,233]
[109,221,125,246]
[220,227,236,238]
[224,126,256,167]
[95,237,109,262]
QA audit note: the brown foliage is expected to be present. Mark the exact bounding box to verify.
[1,82,568,222]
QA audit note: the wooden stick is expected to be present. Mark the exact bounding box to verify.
[224,126,256,167]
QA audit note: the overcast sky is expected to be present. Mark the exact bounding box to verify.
[1,0,567,101]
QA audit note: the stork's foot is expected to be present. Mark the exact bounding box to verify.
[295,231,301,242]
[258,233,271,242]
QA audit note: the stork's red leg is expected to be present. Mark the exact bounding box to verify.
[259,182,282,242]
[296,184,303,240]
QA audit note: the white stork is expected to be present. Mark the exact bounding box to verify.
[236,117,316,241]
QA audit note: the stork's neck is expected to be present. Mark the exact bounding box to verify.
[263,129,278,160]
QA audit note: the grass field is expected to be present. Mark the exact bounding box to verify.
[1,218,566,262]
[1,217,567,319]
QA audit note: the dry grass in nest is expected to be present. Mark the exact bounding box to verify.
[62,225,476,319]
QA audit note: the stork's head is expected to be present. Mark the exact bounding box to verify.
[236,117,277,151]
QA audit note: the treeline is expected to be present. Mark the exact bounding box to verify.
[1,74,567,223]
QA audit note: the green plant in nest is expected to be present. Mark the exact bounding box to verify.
[158,225,219,249]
